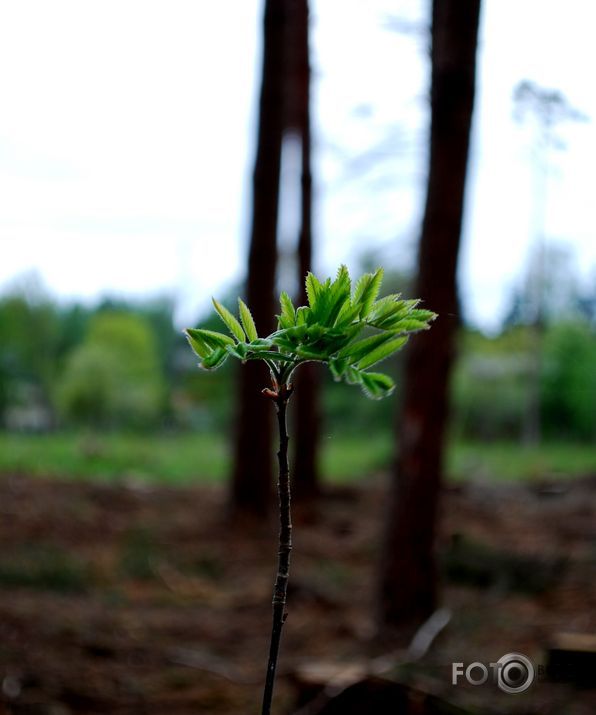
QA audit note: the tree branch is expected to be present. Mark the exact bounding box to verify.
[261,384,293,715]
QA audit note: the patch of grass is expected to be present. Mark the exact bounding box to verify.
[321,431,392,481]
[0,431,230,484]
[0,430,593,485]
[448,440,596,481]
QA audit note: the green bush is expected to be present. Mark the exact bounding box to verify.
[451,329,529,440]
[452,324,596,442]
[542,321,596,440]
[56,312,165,428]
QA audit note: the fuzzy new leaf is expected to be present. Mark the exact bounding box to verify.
[187,264,435,400]
[408,309,438,323]
[226,343,249,361]
[295,306,309,326]
[337,331,398,364]
[201,347,228,370]
[324,264,352,326]
[386,318,432,333]
[238,299,258,342]
[357,336,409,370]
[212,298,245,342]
[279,292,296,329]
[186,328,235,352]
[305,273,324,311]
[353,268,384,318]
[360,371,395,399]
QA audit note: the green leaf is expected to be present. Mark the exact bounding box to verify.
[345,365,364,385]
[279,292,296,329]
[353,268,384,318]
[333,264,351,295]
[271,338,295,353]
[352,273,370,305]
[305,272,324,310]
[335,301,362,328]
[408,309,438,323]
[212,298,245,342]
[184,329,210,358]
[369,298,422,326]
[328,323,364,351]
[368,294,402,323]
[307,277,334,324]
[238,299,258,341]
[360,371,395,399]
[225,343,249,360]
[201,347,228,370]
[319,334,354,355]
[325,264,352,326]
[296,347,328,362]
[382,317,432,333]
[357,335,409,370]
[306,324,326,341]
[270,329,298,352]
[295,306,309,326]
[329,357,349,381]
[248,338,273,349]
[271,325,307,351]
[185,328,235,352]
[337,331,398,364]
[286,324,308,340]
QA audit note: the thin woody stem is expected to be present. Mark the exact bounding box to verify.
[261,383,293,715]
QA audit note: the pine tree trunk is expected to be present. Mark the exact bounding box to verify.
[378,0,481,640]
[286,0,320,500]
[230,0,287,518]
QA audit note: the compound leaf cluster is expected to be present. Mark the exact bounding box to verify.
[185,266,436,399]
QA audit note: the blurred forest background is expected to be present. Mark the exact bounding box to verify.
[0,261,594,479]
[1,0,595,713]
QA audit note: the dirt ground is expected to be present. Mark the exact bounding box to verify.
[0,471,595,715]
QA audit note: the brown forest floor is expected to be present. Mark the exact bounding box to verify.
[0,472,595,715]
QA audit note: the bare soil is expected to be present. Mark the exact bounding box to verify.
[0,472,595,714]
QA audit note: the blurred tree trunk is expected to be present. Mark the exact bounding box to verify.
[378,0,481,639]
[285,0,320,501]
[230,0,287,518]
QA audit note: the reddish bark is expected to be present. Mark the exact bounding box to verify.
[286,0,320,500]
[230,0,287,518]
[378,0,481,638]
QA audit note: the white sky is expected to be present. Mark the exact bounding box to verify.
[0,0,594,331]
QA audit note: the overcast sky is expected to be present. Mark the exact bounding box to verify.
[0,0,594,331]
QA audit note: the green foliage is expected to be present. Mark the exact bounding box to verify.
[451,329,530,440]
[56,312,165,428]
[452,324,596,442]
[0,288,178,428]
[0,292,61,417]
[185,266,436,400]
[238,299,258,342]
[542,321,596,440]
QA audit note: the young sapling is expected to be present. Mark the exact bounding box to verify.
[185,265,436,715]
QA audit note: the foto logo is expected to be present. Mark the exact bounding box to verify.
[452,653,535,693]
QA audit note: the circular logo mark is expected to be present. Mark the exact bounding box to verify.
[496,653,535,693]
